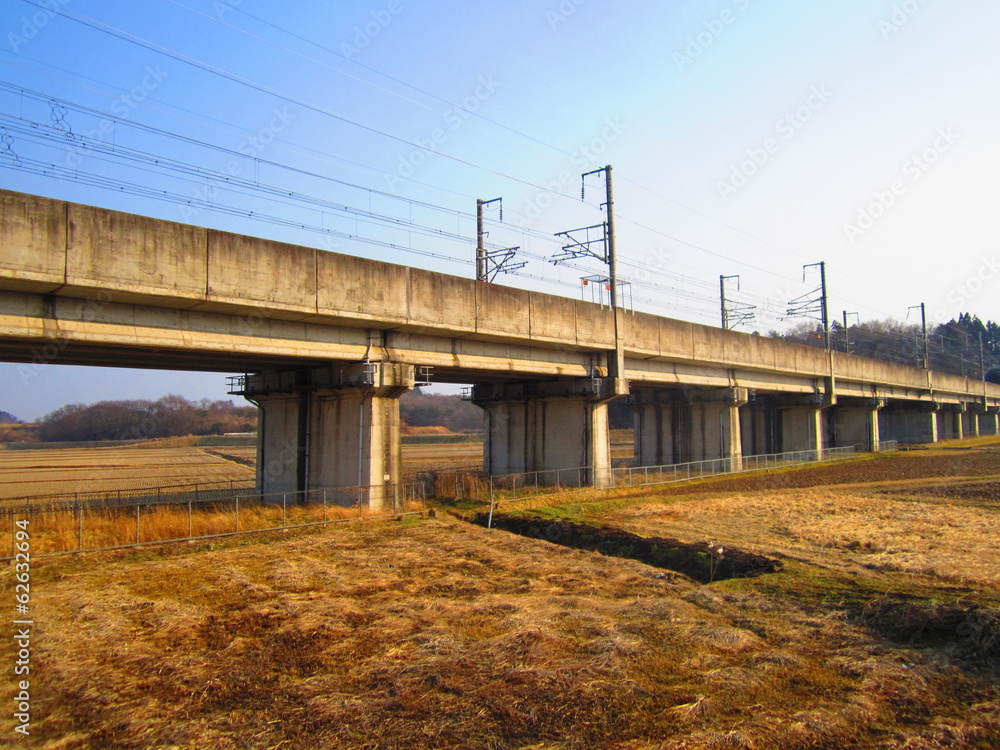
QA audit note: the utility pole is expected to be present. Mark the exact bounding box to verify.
[475,198,523,283]
[552,165,624,382]
[476,198,499,282]
[842,311,859,354]
[786,262,828,349]
[595,165,623,380]
[908,303,929,368]
[816,261,829,350]
[720,274,755,330]
[720,275,728,330]
[980,332,986,381]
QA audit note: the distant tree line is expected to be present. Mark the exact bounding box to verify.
[0,411,19,424]
[769,313,1000,382]
[400,390,482,432]
[14,385,659,444]
[37,396,258,442]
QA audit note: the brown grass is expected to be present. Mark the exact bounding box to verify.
[2,442,1000,748]
[0,500,373,556]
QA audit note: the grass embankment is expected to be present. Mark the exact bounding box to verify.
[1,439,999,747]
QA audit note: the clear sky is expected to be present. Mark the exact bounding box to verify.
[1,0,998,421]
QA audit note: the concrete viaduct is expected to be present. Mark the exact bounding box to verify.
[2,188,998,508]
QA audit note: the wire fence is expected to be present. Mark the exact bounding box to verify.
[425,445,864,506]
[1,478,256,513]
[0,440,887,559]
[0,482,427,560]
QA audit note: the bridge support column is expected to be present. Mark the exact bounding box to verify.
[236,363,413,511]
[833,398,884,452]
[739,396,779,457]
[979,407,1000,436]
[964,403,981,438]
[254,392,309,496]
[631,387,747,471]
[879,402,939,444]
[308,386,409,511]
[777,395,827,458]
[474,379,623,488]
[953,403,967,440]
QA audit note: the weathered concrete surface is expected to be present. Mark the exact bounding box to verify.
[631,387,746,467]
[244,363,412,506]
[880,403,939,444]
[2,188,1000,407]
[0,190,67,293]
[480,396,612,487]
[832,399,882,452]
[68,206,209,305]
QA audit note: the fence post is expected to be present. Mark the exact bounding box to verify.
[78,507,83,551]
[323,488,328,522]
[282,493,287,528]
[236,496,240,532]
[135,503,140,544]
[187,501,193,540]
[487,482,495,530]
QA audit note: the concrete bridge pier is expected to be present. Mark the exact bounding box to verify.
[237,363,414,511]
[832,398,884,452]
[979,406,1000,436]
[474,379,621,488]
[739,395,780,457]
[879,402,939,444]
[937,404,965,441]
[961,403,980,438]
[777,395,827,458]
[976,404,1000,437]
[631,387,748,471]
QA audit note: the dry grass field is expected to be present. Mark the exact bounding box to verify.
[0,446,254,500]
[1,440,999,748]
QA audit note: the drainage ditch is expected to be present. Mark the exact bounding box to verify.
[473,514,781,584]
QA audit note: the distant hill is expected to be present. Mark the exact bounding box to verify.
[0,411,20,423]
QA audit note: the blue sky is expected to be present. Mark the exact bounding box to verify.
[1,0,998,420]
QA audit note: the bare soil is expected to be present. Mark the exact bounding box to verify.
[0,446,253,500]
